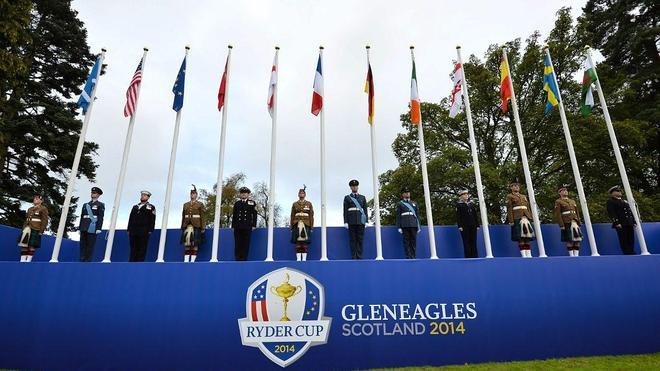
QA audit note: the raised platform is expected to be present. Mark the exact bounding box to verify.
[0,223,658,261]
[0,256,659,369]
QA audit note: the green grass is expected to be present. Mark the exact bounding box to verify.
[377,352,660,370]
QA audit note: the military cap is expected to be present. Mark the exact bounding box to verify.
[349,179,359,187]
[91,187,103,195]
[239,187,251,194]
[557,184,569,191]
[141,190,152,197]
[509,178,520,185]
[458,189,469,195]
[190,184,197,193]
[608,185,621,194]
[400,186,411,193]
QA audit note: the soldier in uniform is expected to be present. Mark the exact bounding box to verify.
[232,187,258,261]
[17,192,49,262]
[456,189,479,258]
[606,185,636,255]
[553,184,583,257]
[343,179,368,259]
[127,190,156,262]
[505,179,535,258]
[290,186,314,261]
[181,185,205,262]
[79,187,105,262]
[396,187,420,259]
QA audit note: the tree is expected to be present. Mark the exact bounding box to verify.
[377,7,659,226]
[0,0,97,234]
[252,181,283,227]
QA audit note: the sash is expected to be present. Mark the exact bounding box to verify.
[400,201,420,229]
[85,203,98,234]
[349,195,367,224]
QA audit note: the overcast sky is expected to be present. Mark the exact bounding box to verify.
[70,0,586,229]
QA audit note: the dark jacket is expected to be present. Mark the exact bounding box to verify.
[79,200,105,232]
[456,200,478,229]
[606,197,635,228]
[232,199,258,229]
[127,202,156,235]
[343,193,368,225]
[396,199,419,229]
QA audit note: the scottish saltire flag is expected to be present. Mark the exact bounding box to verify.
[364,62,374,124]
[581,57,598,116]
[267,51,278,118]
[311,53,323,116]
[123,59,143,117]
[543,54,560,114]
[172,56,187,112]
[500,51,513,113]
[77,56,102,114]
[250,279,270,321]
[217,56,228,111]
[448,63,463,118]
[410,60,421,125]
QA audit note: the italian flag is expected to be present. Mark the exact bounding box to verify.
[581,58,598,116]
[410,61,421,125]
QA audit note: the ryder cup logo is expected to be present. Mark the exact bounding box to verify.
[238,267,332,367]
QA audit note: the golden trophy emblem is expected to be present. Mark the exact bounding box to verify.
[270,273,302,321]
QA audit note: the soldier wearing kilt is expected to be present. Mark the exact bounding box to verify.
[290,186,314,261]
[181,185,205,262]
[17,193,48,262]
[506,179,535,258]
[553,184,583,257]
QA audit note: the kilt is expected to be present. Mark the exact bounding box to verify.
[511,217,535,241]
[18,227,41,248]
[561,221,583,242]
[180,225,203,247]
[290,221,312,244]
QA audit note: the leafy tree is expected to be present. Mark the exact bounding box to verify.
[0,0,97,234]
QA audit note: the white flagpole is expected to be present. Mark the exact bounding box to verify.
[366,46,383,260]
[210,45,233,263]
[51,49,106,263]
[545,47,599,256]
[410,46,438,259]
[103,47,148,263]
[156,46,190,263]
[586,47,649,255]
[319,46,328,261]
[502,47,546,257]
[456,46,493,258]
[266,46,279,262]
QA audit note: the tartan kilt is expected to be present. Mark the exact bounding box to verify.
[18,228,42,248]
[511,218,535,241]
[180,226,203,247]
[561,221,583,242]
[290,222,312,244]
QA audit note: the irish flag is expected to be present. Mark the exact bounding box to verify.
[410,60,421,125]
[311,52,323,116]
[500,51,513,113]
[581,58,598,116]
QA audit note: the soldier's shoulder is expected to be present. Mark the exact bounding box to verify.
[247,200,256,206]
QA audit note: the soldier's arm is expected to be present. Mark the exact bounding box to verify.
[455,203,462,228]
[231,202,238,228]
[343,196,349,224]
[309,203,314,227]
[149,206,156,232]
[251,204,257,228]
[575,202,582,225]
[506,195,513,224]
[361,196,369,221]
[473,204,479,226]
[97,203,105,230]
[43,208,49,233]
[554,200,563,228]
[395,202,401,228]
[181,206,186,229]
[200,203,206,230]
[606,200,618,225]
[290,206,295,227]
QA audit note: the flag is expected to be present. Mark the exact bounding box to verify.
[500,51,513,113]
[267,52,278,117]
[581,57,598,116]
[123,58,144,117]
[448,63,463,118]
[77,56,102,114]
[217,56,228,111]
[249,279,270,321]
[172,56,187,112]
[311,53,323,116]
[410,60,421,125]
[542,54,560,114]
[364,62,374,124]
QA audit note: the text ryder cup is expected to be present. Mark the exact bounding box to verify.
[340,303,477,337]
[239,320,331,343]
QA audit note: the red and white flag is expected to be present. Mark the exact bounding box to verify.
[311,52,323,116]
[267,51,278,118]
[123,58,144,117]
[448,63,463,118]
[217,56,228,111]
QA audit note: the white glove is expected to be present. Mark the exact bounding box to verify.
[398,228,402,234]
[417,229,421,234]
[344,223,349,229]
[95,230,102,234]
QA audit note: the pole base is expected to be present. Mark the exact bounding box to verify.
[375,256,384,261]
[101,259,111,263]
[539,254,548,258]
[320,257,329,261]
[590,253,601,257]
[486,255,494,259]
[264,257,274,262]
[49,259,58,263]
[641,251,652,256]
[209,259,219,263]
[155,259,165,263]
[429,255,439,260]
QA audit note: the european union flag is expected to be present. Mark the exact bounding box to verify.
[543,54,560,114]
[172,56,186,112]
[77,56,102,114]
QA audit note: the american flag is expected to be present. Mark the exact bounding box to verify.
[123,59,143,117]
[251,280,270,321]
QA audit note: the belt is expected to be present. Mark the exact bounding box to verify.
[295,212,309,217]
[561,211,575,215]
[513,206,527,210]
[348,207,359,211]
[401,212,414,216]
[82,215,90,219]
[187,215,201,218]
[31,218,41,222]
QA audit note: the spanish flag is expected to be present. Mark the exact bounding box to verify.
[410,60,421,125]
[364,63,374,124]
[500,51,513,113]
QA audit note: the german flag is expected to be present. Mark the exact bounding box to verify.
[500,50,513,113]
[364,63,374,124]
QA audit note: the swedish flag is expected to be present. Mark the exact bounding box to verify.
[543,54,560,114]
[172,56,186,112]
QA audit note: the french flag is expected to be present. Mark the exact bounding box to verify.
[311,52,323,116]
